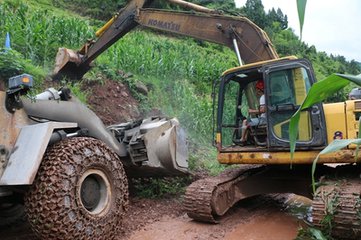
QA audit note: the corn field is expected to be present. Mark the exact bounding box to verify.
[0,1,239,143]
[98,31,238,94]
[96,31,238,141]
[0,1,94,69]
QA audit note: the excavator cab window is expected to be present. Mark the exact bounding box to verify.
[267,68,311,140]
[216,58,327,151]
[216,67,264,148]
[219,77,245,146]
[263,59,326,149]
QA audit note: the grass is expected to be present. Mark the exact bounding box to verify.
[130,176,192,199]
[0,0,87,18]
[0,1,94,72]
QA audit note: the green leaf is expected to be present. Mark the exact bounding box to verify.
[289,73,361,160]
[296,0,307,39]
[311,139,361,192]
[309,227,327,240]
[319,139,361,155]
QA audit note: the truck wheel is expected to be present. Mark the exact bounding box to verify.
[24,137,128,240]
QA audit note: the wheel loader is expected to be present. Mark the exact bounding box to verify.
[0,74,188,238]
[2,0,361,239]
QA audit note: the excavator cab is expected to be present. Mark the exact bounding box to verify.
[189,56,361,238]
[215,57,327,152]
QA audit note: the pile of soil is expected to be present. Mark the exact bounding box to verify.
[82,79,141,125]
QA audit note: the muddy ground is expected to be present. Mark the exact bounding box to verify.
[0,194,308,240]
[1,80,309,239]
[120,194,307,240]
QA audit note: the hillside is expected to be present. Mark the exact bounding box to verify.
[2,1,361,240]
[1,0,360,168]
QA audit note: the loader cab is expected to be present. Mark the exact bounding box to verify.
[215,57,327,151]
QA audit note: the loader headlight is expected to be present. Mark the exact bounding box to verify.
[5,74,34,113]
[8,74,33,90]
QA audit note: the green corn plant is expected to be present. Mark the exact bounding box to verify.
[296,0,307,39]
[97,30,237,95]
[289,74,361,159]
[0,1,94,69]
[310,119,361,192]
[288,74,361,192]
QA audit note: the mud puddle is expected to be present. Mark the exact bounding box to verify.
[126,194,311,240]
[224,194,311,240]
[224,211,298,240]
[1,194,312,240]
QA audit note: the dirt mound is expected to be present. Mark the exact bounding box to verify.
[83,79,141,125]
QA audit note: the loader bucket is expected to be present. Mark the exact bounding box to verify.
[108,117,189,177]
[52,48,89,81]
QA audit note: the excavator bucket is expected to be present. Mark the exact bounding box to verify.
[53,48,88,81]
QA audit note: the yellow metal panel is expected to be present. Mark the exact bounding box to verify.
[323,102,346,143]
[216,133,221,144]
[293,68,307,105]
[345,100,361,140]
[273,111,310,141]
[222,56,297,76]
[218,149,359,165]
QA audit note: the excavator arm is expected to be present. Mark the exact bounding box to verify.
[138,9,277,61]
[53,0,278,80]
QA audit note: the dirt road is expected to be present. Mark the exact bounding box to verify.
[0,194,307,240]
[122,194,307,240]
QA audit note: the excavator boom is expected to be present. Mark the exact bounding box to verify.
[53,0,278,80]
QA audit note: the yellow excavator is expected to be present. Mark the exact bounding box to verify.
[54,0,361,239]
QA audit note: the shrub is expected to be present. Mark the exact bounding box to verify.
[0,48,24,81]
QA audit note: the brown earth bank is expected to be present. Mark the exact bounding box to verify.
[82,78,142,125]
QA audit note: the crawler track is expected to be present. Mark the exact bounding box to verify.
[183,176,222,222]
[312,179,361,239]
[183,166,265,223]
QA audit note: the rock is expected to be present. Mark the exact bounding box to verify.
[135,81,148,96]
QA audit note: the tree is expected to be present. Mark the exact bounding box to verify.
[276,8,288,29]
[241,0,267,28]
[267,7,288,30]
[347,60,361,75]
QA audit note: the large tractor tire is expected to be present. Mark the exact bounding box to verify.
[25,137,128,240]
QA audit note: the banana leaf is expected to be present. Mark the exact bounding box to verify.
[289,73,361,160]
[296,0,307,39]
[309,227,327,240]
[310,118,361,192]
